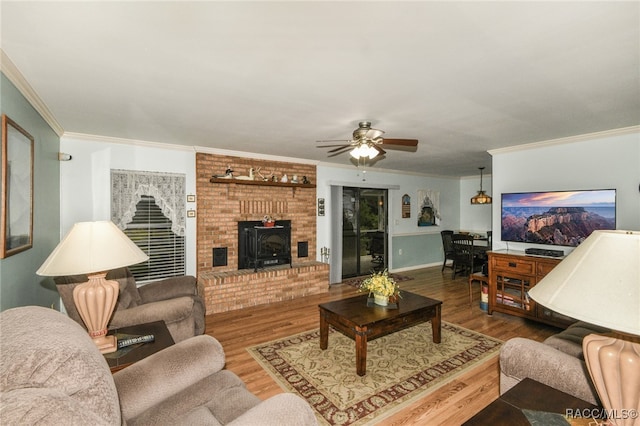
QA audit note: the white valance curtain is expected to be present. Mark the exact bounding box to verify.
[111,170,186,236]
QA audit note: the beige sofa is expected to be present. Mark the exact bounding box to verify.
[55,266,205,343]
[0,306,318,425]
[499,321,610,405]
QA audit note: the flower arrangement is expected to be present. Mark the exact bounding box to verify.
[359,269,400,298]
[262,215,276,227]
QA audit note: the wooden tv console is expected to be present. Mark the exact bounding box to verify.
[487,250,575,328]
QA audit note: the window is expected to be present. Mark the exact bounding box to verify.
[124,195,185,282]
[111,170,186,282]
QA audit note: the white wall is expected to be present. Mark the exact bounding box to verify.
[316,164,461,279]
[59,136,197,275]
[491,128,640,254]
[460,174,493,235]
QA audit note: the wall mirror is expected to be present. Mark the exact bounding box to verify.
[1,114,34,258]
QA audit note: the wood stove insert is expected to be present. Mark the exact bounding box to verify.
[238,220,292,272]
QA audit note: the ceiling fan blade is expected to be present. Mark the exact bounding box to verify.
[365,128,385,140]
[317,139,351,143]
[316,144,353,148]
[327,146,353,157]
[327,145,352,153]
[381,138,419,147]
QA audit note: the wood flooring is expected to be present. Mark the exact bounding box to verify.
[204,266,560,425]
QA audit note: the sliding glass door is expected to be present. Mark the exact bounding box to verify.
[342,187,388,278]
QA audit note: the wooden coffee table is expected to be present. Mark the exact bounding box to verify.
[104,321,175,373]
[319,291,442,376]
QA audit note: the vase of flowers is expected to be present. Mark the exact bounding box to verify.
[373,293,389,306]
[262,215,275,227]
[359,269,400,306]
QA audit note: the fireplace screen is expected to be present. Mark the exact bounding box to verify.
[238,220,292,271]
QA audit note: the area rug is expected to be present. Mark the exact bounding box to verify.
[247,321,502,425]
[340,273,414,289]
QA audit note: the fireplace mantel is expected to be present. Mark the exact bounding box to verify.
[209,177,316,189]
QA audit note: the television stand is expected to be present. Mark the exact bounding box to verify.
[488,250,575,328]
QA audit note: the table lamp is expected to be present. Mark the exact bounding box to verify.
[37,221,149,353]
[528,230,640,426]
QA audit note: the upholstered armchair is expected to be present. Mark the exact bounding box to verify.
[0,306,318,425]
[499,321,610,405]
[55,266,205,343]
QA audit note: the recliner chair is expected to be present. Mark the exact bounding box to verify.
[0,306,318,425]
[55,266,205,343]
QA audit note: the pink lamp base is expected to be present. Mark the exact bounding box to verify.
[93,334,118,354]
[72,272,120,355]
[583,333,640,426]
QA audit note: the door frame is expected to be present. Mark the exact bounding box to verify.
[327,182,399,284]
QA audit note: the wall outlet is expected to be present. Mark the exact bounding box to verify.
[399,248,403,255]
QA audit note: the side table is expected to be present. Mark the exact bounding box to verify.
[464,378,599,425]
[103,321,174,373]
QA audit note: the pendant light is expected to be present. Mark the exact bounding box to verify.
[470,167,492,205]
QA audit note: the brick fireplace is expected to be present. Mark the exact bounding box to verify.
[195,152,329,314]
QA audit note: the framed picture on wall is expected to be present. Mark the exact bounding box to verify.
[417,189,441,227]
[402,194,411,218]
[1,114,34,258]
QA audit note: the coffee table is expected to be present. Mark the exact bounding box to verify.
[463,378,599,425]
[103,321,175,373]
[319,291,442,376]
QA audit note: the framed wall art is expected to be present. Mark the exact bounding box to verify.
[417,189,441,227]
[1,114,34,258]
[402,194,411,218]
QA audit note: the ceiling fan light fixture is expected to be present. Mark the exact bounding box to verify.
[349,145,363,159]
[470,167,492,204]
[350,144,379,160]
[366,145,379,159]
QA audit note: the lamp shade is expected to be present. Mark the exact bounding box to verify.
[470,167,492,204]
[528,230,640,335]
[470,191,492,204]
[37,221,149,276]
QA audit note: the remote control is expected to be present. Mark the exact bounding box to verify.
[117,334,155,349]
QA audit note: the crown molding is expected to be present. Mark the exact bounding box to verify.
[1,49,64,137]
[488,125,640,156]
[63,132,196,152]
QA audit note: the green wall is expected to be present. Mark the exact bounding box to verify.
[391,233,443,270]
[0,73,61,310]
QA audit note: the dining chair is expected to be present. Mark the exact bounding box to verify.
[440,230,455,272]
[451,233,483,279]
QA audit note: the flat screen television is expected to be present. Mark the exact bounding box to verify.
[501,189,616,247]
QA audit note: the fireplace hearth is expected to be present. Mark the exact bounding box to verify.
[238,220,292,271]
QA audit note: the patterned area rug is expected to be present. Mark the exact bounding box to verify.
[247,321,502,425]
[340,273,414,288]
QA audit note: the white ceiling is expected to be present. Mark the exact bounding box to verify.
[1,1,639,177]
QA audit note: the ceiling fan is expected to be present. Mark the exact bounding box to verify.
[317,121,419,160]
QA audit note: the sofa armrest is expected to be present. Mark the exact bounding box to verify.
[137,276,198,303]
[113,335,225,421]
[227,393,318,426]
[499,337,600,405]
[109,297,195,329]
